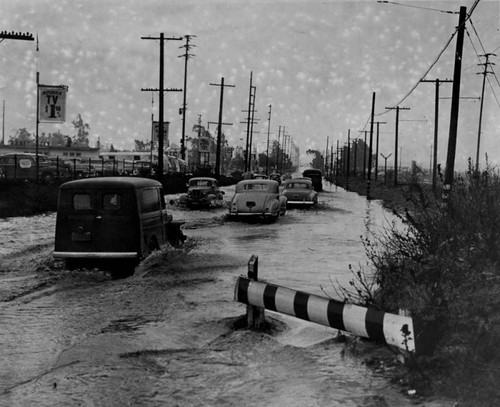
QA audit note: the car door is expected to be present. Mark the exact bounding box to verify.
[94,189,138,254]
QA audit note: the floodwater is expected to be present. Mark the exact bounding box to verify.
[0,179,450,406]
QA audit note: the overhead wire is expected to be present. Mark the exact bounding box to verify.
[374,0,488,119]
[357,0,495,135]
[465,24,500,110]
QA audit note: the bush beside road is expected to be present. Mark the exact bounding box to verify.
[335,171,500,406]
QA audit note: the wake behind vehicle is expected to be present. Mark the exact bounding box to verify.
[53,177,185,278]
[229,179,287,221]
[281,178,318,207]
[178,177,225,208]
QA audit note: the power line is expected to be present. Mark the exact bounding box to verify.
[376,1,458,15]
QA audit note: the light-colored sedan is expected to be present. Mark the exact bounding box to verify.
[281,178,318,206]
[229,179,287,220]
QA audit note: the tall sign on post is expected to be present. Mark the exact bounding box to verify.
[38,85,68,123]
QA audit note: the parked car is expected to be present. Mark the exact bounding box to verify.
[53,177,185,279]
[0,152,70,182]
[252,174,269,180]
[178,177,225,208]
[229,179,287,221]
[281,178,318,207]
[302,169,323,192]
[65,158,95,179]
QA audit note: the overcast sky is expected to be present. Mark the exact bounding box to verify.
[1,0,499,170]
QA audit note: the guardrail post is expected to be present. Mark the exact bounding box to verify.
[246,255,265,328]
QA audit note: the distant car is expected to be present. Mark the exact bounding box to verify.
[178,177,225,208]
[0,152,70,182]
[281,178,318,207]
[252,174,268,180]
[64,158,95,179]
[302,169,323,192]
[229,179,287,221]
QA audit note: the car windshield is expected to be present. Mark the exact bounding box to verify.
[287,182,310,189]
[191,180,212,187]
[242,183,270,192]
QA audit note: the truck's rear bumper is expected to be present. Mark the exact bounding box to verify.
[53,252,138,259]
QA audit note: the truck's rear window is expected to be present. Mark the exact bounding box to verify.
[73,194,92,210]
[103,193,121,211]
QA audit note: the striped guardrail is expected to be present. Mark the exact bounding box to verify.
[235,275,415,353]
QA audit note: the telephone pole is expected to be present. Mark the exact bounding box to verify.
[420,78,453,192]
[142,33,183,178]
[346,129,351,190]
[475,53,496,172]
[266,105,272,175]
[178,35,196,160]
[210,77,235,179]
[385,106,410,185]
[243,72,257,172]
[443,6,467,202]
[367,92,376,198]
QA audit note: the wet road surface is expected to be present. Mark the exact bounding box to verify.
[0,180,452,406]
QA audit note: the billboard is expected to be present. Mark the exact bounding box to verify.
[38,85,68,123]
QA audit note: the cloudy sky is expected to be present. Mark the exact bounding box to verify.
[1,0,499,170]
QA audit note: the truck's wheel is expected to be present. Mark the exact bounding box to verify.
[109,260,136,279]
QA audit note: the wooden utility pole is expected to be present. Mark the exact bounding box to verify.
[265,105,272,175]
[421,78,453,192]
[353,138,358,177]
[243,72,257,172]
[346,129,351,190]
[385,106,410,186]
[367,92,376,198]
[178,35,196,160]
[210,77,235,179]
[325,136,329,177]
[475,53,495,172]
[276,125,281,172]
[358,130,368,178]
[142,33,183,178]
[443,6,467,201]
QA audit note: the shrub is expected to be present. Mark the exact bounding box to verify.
[336,164,500,404]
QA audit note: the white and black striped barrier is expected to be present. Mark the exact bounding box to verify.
[234,275,415,353]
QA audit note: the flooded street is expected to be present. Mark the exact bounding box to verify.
[0,180,442,407]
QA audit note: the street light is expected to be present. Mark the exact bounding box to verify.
[380,152,392,186]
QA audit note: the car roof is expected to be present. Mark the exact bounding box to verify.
[303,169,322,175]
[60,176,162,190]
[285,178,313,185]
[189,177,217,182]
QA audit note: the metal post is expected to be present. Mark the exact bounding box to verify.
[246,255,264,328]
